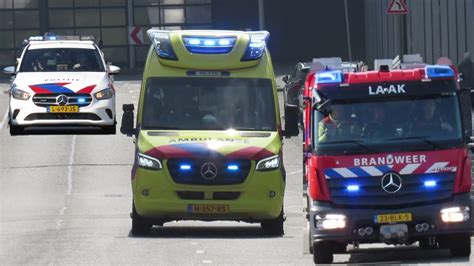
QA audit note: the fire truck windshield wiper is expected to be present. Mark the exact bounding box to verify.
[383,136,443,149]
[323,140,373,153]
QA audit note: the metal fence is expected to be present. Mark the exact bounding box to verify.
[365,0,474,66]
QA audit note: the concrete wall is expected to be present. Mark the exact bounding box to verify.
[365,0,474,66]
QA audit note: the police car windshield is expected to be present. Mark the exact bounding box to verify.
[142,77,276,131]
[314,93,462,150]
[19,48,104,72]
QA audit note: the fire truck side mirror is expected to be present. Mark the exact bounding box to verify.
[284,105,299,138]
[121,104,136,137]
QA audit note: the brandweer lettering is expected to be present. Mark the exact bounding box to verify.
[354,154,426,166]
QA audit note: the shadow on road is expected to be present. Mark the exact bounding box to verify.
[128,225,289,239]
[336,246,469,264]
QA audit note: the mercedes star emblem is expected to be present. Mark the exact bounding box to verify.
[381,172,402,193]
[200,162,217,180]
[56,95,68,106]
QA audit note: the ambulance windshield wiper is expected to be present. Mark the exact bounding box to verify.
[383,136,443,149]
[324,139,373,153]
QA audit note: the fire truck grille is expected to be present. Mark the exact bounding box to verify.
[327,173,454,208]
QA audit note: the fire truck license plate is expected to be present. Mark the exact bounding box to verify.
[375,213,412,223]
[47,106,79,113]
[188,204,229,214]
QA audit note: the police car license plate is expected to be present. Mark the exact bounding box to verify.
[47,106,79,113]
[375,213,412,223]
[188,204,229,214]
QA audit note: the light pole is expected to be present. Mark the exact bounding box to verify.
[258,0,265,30]
[344,0,352,61]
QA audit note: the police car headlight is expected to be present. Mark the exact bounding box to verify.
[94,88,114,100]
[11,85,30,101]
[137,153,162,170]
[256,155,280,171]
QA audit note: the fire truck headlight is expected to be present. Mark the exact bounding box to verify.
[440,206,470,223]
[315,214,346,229]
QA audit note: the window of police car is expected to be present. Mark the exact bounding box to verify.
[142,78,276,131]
[19,48,104,72]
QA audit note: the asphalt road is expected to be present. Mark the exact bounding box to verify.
[0,78,473,265]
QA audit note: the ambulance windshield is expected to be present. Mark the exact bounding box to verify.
[142,77,276,131]
[314,93,462,151]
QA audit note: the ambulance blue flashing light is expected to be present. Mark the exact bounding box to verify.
[147,30,178,60]
[241,31,269,61]
[316,70,344,85]
[183,36,237,54]
[425,65,455,79]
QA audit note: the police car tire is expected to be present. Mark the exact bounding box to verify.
[443,234,471,257]
[131,204,152,236]
[9,124,24,136]
[261,209,284,236]
[313,241,334,264]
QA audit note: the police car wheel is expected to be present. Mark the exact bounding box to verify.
[9,124,24,136]
[313,241,334,264]
[440,233,471,257]
[131,204,152,236]
[261,209,284,236]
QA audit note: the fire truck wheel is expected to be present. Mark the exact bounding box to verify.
[440,233,471,257]
[261,209,284,236]
[131,203,152,236]
[313,241,334,264]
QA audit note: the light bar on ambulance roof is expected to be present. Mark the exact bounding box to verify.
[241,31,269,61]
[183,36,237,54]
[315,70,344,85]
[425,65,455,79]
[147,29,178,60]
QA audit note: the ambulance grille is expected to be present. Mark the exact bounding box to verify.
[167,159,251,185]
[327,173,454,208]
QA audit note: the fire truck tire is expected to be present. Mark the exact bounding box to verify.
[313,241,334,264]
[442,234,471,257]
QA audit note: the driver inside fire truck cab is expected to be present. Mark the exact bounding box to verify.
[318,104,361,142]
[409,98,453,135]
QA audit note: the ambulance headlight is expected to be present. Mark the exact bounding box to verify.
[11,85,30,100]
[137,153,162,170]
[241,31,269,61]
[256,155,280,171]
[147,29,178,60]
[94,88,114,100]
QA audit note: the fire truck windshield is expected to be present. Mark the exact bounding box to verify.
[314,93,462,153]
[142,77,276,131]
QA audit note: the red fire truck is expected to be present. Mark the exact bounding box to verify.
[292,58,474,263]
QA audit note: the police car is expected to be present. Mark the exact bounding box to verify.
[2,34,120,135]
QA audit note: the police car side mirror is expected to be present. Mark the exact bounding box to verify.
[282,75,290,84]
[108,65,120,75]
[284,105,299,138]
[120,104,135,137]
[3,66,15,75]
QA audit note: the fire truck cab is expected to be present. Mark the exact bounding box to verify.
[296,57,474,264]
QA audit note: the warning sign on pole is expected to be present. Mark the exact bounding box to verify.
[128,26,143,45]
[386,0,409,15]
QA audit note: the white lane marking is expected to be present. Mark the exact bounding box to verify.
[56,207,67,230]
[59,206,67,215]
[196,250,204,254]
[67,135,77,195]
[286,170,302,176]
[190,242,199,246]
[0,109,8,130]
[202,260,213,264]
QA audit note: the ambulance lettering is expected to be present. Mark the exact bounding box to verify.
[369,84,406,95]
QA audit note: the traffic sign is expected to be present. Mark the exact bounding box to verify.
[129,26,143,45]
[387,0,409,15]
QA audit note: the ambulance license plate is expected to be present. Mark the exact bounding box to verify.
[375,213,412,223]
[47,106,79,113]
[188,204,229,214]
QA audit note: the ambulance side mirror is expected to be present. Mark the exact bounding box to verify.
[283,105,299,138]
[121,104,135,137]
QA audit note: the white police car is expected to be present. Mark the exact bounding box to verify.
[2,35,120,135]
